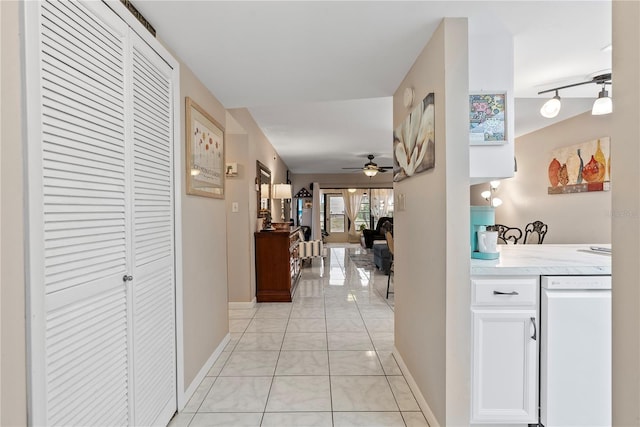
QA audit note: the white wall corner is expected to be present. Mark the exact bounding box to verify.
[178,333,230,410]
[468,30,515,182]
[393,347,441,427]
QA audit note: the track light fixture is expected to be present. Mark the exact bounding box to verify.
[592,83,613,115]
[538,73,612,118]
[540,90,561,118]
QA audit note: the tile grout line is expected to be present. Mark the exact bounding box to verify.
[321,259,335,427]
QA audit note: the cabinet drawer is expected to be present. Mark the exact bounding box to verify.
[472,277,538,307]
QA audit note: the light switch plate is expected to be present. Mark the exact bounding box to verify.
[397,193,406,211]
[232,202,239,213]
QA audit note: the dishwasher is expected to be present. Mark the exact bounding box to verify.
[540,275,611,427]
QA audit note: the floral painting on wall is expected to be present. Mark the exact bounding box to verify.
[469,93,506,145]
[186,97,225,198]
[393,92,435,182]
[547,137,610,195]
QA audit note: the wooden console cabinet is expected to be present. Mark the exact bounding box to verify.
[255,228,302,302]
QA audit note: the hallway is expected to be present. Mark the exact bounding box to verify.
[169,245,428,427]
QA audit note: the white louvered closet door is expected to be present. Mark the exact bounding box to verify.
[129,32,177,427]
[26,1,178,426]
[36,1,131,426]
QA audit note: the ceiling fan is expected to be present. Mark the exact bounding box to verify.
[342,155,393,177]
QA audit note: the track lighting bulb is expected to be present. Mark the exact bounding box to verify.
[540,91,561,118]
[592,86,612,115]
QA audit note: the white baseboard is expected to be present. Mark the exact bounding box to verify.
[179,333,230,411]
[393,346,441,427]
[228,298,257,310]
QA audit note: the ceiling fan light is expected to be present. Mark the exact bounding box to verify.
[491,197,503,207]
[363,166,378,177]
[592,89,612,115]
[540,93,561,118]
[480,190,491,199]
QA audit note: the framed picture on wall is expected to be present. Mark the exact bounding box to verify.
[185,97,225,198]
[393,92,436,182]
[469,92,507,145]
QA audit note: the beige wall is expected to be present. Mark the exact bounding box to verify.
[179,66,229,389]
[226,108,290,303]
[471,111,612,243]
[225,132,253,303]
[228,108,289,219]
[611,1,640,424]
[393,18,470,426]
[1,1,27,425]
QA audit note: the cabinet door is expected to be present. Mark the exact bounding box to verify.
[471,309,538,424]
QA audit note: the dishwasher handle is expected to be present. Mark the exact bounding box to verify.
[493,290,519,296]
[530,317,537,341]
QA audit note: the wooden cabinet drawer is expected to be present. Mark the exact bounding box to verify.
[471,277,538,307]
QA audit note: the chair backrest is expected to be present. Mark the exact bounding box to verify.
[375,216,393,233]
[299,240,323,259]
[494,224,522,244]
[385,231,394,256]
[524,220,548,244]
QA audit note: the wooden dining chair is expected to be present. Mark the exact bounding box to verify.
[385,231,394,298]
[524,220,548,244]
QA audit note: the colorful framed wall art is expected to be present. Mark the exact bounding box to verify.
[469,93,506,145]
[185,97,225,199]
[547,137,610,195]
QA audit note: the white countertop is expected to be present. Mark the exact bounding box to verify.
[471,244,611,276]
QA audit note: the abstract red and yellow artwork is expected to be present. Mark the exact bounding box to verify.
[548,137,610,195]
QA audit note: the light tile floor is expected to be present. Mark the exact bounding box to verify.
[170,244,428,427]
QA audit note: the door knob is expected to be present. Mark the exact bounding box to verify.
[123,275,133,282]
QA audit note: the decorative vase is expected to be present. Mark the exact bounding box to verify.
[566,151,580,185]
[594,139,606,173]
[577,149,584,184]
[548,158,561,187]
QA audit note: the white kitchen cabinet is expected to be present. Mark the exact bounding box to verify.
[471,277,538,424]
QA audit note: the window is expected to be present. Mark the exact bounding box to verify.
[328,195,346,233]
[354,194,370,231]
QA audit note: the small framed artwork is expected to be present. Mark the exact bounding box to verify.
[185,97,225,198]
[469,93,507,145]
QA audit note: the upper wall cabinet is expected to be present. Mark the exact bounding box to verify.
[469,32,516,184]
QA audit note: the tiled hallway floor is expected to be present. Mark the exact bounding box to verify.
[170,244,428,427]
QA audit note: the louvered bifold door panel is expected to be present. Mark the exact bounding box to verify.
[130,33,177,427]
[38,1,130,425]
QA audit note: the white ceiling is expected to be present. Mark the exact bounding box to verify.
[134,1,611,174]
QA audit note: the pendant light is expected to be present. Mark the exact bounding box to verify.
[540,90,561,118]
[592,83,613,115]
